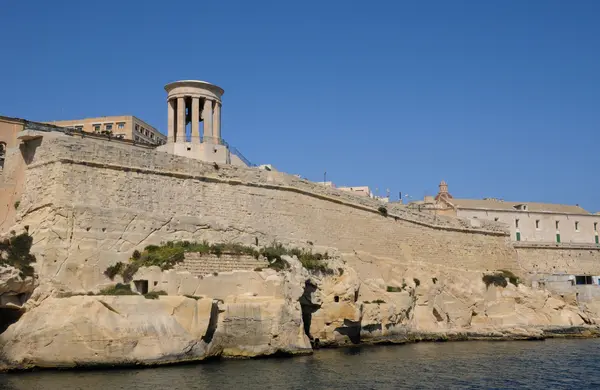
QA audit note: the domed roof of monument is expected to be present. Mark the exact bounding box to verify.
[164,80,224,95]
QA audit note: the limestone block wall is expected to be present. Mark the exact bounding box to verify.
[11,136,520,291]
[174,253,268,276]
[516,244,600,275]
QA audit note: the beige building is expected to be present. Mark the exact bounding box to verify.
[46,115,166,145]
[338,186,372,197]
[413,181,600,245]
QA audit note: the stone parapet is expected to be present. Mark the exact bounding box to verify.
[514,242,600,250]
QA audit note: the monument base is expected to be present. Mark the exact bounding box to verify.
[156,142,248,167]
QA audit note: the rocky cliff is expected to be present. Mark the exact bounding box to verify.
[2,254,600,370]
[1,133,600,370]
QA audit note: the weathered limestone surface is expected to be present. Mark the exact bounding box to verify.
[174,253,268,276]
[515,246,600,275]
[0,266,35,309]
[2,135,600,369]
[0,259,312,369]
[4,253,600,370]
[294,252,600,346]
[12,136,518,292]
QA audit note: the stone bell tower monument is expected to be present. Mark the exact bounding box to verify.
[157,80,248,166]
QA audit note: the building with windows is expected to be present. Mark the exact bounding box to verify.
[412,181,600,245]
[46,115,166,145]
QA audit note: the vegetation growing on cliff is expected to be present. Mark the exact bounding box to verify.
[99,283,137,296]
[0,232,36,278]
[104,240,333,282]
[143,290,168,300]
[482,270,519,289]
[261,242,333,274]
[499,269,520,286]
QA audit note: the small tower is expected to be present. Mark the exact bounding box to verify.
[435,180,453,201]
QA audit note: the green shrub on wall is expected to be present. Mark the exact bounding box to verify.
[104,240,334,281]
[144,290,167,300]
[98,283,136,295]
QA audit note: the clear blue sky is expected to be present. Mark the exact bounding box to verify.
[1,1,598,210]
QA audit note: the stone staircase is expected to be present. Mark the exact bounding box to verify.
[174,252,269,277]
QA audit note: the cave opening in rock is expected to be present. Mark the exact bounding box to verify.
[299,280,320,340]
[0,308,23,334]
[133,280,149,294]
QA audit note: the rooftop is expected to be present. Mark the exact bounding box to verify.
[448,198,589,215]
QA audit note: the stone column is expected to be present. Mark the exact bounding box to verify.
[191,97,200,143]
[213,102,221,142]
[202,99,213,143]
[167,99,175,143]
[177,97,185,142]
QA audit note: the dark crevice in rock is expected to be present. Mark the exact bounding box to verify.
[0,308,23,334]
[97,300,121,316]
[201,300,220,344]
[299,280,321,341]
[335,319,361,344]
[362,323,382,333]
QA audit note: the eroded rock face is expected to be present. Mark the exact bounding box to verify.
[298,252,600,345]
[1,296,215,368]
[0,294,311,369]
[3,252,600,370]
[0,266,35,309]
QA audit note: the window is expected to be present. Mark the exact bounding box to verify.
[150,133,155,139]
[556,221,560,230]
[105,123,113,131]
[117,122,125,129]
[515,219,519,228]
[575,275,593,285]
[75,125,83,131]
[556,233,561,243]
[535,220,540,229]
[516,232,521,241]
[135,124,140,131]
[93,124,101,132]
[145,129,149,136]
[595,222,598,232]
[575,221,579,231]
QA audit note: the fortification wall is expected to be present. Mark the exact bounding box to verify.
[10,136,521,291]
[515,244,600,275]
